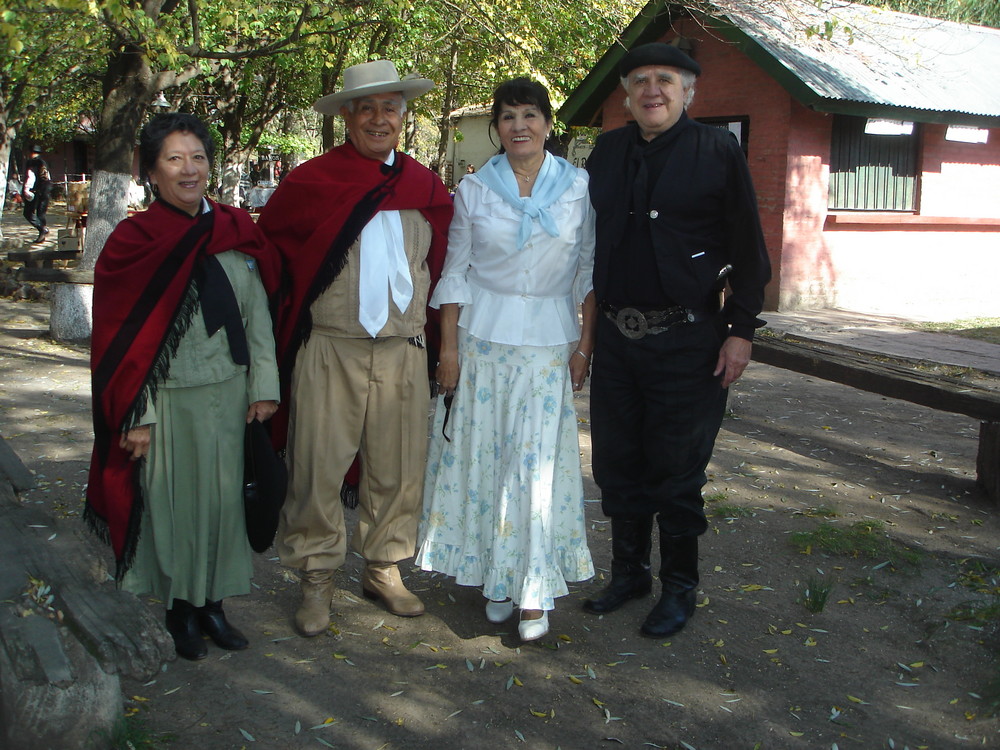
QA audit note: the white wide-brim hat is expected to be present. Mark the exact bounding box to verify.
[313,60,435,115]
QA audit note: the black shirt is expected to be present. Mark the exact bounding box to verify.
[587,114,771,339]
[25,156,50,195]
[604,122,689,309]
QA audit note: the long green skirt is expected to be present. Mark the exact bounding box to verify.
[123,373,252,607]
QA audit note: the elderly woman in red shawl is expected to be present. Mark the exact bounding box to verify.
[86,113,281,661]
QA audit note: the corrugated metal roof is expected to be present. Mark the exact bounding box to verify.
[558,0,1000,128]
[719,0,1000,120]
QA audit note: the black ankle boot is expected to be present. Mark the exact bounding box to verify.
[198,600,249,650]
[583,516,654,614]
[166,600,208,660]
[641,535,699,638]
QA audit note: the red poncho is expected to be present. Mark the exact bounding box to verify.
[86,199,281,581]
[257,142,454,450]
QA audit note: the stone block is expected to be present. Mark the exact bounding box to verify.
[0,609,120,750]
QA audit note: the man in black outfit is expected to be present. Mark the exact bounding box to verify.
[583,43,771,638]
[22,144,51,243]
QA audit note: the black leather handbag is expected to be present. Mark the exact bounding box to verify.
[243,419,288,553]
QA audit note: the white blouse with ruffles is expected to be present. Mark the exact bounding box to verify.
[429,159,596,347]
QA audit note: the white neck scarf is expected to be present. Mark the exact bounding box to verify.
[358,151,413,337]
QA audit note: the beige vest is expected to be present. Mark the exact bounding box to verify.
[309,209,432,338]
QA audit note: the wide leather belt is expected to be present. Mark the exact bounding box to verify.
[601,303,713,340]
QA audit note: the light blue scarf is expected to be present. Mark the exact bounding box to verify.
[476,152,578,250]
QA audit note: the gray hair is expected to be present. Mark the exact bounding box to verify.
[344,95,408,115]
[621,68,697,109]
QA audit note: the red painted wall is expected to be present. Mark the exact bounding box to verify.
[780,104,835,310]
[601,20,788,310]
[600,20,1000,320]
[799,113,1000,319]
[920,124,1000,218]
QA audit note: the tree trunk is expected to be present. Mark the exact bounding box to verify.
[79,170,132,271]
[54,49,148,341]
[0,120,15,241]
[320,68,338,153]
[434,42,460,186]
[0,144,10,241]
[49,284,94,342]
[219,157,244,207]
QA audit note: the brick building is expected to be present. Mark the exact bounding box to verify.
[560,0,1000,320]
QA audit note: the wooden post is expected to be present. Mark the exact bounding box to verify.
[978,421,999,504]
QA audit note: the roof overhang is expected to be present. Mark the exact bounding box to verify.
[706,14,1000,129]
[559,0,678,127]
[560,0,1000,130]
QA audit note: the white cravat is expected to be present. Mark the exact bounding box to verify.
[358,152,413,337]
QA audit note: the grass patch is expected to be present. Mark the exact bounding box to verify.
[955,560,1000,597]
[849,578,898,603]
[799,576,834,613]
[789,520,920,567]
[793,504,839,519]
[946,562,1000,717]
[708,503,755,519]
[946,598,1000,623]
[906,316,1000,346]
[946,560,1000,627]
[94,714,172,749]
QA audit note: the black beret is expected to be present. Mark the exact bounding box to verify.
[619,42,701,78]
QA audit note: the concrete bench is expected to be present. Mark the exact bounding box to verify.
[752,335,1000,503]
[15,267,94,285]
[0,436,174,748]
[6,248,82,269]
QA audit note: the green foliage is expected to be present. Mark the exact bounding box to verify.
[945,559,1000,717]
[794,504,840,518]
[947,598,1000,623]
[946,560,1000,624]
[906,317,1000,346]
[92,713,172,749]
[260,132,318,159]
[709,503,756,518]
[857,0,1000,28]
[956,560,1000,597]
[789,520,921,566]
[5,0,647,159]
[799,575,834,612]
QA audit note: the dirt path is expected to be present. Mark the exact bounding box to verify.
[1,293,998,749]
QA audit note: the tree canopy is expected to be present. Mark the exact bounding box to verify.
[859,0,1000,27]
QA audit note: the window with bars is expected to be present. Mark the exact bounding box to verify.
[828,115,918,211]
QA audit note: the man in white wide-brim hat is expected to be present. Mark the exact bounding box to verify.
[258,60,454,636]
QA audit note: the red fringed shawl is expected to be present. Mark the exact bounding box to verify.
[86,199,281,581]
[257,142,453,450]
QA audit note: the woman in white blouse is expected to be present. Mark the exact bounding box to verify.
[416,78,595,641]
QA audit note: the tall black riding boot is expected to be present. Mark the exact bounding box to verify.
[166,599,208,660]
[641,535,699,638]
[198,599,249,650]
[582,516,654,614]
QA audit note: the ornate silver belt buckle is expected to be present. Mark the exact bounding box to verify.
[615,307,648,339]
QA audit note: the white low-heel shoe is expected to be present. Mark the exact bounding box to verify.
[485,599,515,624]
[518,611,549,642]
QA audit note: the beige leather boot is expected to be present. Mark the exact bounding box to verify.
[361,562,425,617]
[294,569,335,637]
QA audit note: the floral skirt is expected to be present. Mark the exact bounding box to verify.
[416,331,594,611]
